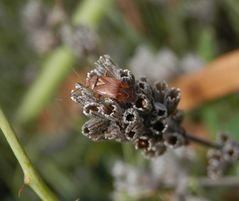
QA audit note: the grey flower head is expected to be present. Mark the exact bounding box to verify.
[22,0,58,54]
[129,47,204,82]
[61,24,97,58]
[71,55,186,157]
[207,133,239,179]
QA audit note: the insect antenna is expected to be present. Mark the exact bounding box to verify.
[71,67,81,80]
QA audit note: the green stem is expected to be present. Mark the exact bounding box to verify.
[15,47,75,124]
[72,0,113,27]
[0,108,59,201]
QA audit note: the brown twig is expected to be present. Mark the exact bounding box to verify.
[185,132,222,149]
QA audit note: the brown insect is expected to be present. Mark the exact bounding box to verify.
[85,74,136,102]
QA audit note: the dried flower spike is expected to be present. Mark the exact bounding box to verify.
[71,55,186,158]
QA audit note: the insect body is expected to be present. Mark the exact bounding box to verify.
[86,75,135,102]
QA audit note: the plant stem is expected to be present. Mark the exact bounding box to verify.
[185,132,222,149]
[198,176,239,187]
[15,47,75,125]
[0,108,59,201]
[72,0,113,27]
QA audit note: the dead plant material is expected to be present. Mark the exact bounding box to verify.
[171,50,239,110]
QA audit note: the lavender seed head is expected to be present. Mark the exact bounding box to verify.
[207,133,239,178]
[71,55,185,158]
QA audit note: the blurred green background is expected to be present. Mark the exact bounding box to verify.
[0,0,239,200]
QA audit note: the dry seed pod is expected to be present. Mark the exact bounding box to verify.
[163,132,186,148]
[83,102,102,117]
[123,108,139,124]
[144,142,167,158]
[150,119,168,135]
[82,118,109,141]
[94,55,119,77]
[100,99,122,121]
[136,77,153,99]
[123,108,141,128]
[71,82,96,105]
[86,70,98,81]
[154,81,169,103]
[125,121,145,141]
[105,123,126,141]
[154,142,167,155]
[123,108,144,140]
[222,143,239,162]
[134,93,152,112]
[219,133,230,144]
[164,88,181,115]
[153,102,168,119]
[207,158,224,179]
[207,150,221,160]
[117,69,135,86]
[135,136,150,150]
[207,150,226,178]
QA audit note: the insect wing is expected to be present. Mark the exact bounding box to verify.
[98,77,122,87]
[94,82,119,99]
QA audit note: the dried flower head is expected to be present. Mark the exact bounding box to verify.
[129,47,204,82]
[207,133,239,179]
[71,55,186,157]
[61,24,97,58]
[22,0,59,54]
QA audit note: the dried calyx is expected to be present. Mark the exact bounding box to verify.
[70,55,185,158]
